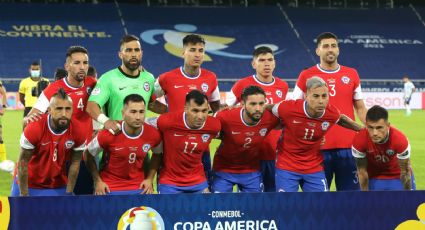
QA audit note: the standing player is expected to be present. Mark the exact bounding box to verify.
[213,86,279,193]
[11,89,86,196]
[272,77,362,192]
[145,90,221,194]
[87,34,165,135]
[19,61,50,117]
[352,105,415,191]
[292,32,367,191]
[402,75,415,116]
[0,80,14,172]
[225,46,288,192]
[154,34,221,186]
[24,46,96,195]
[84,94,162,195]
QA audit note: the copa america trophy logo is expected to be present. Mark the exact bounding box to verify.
[117,206,165,230]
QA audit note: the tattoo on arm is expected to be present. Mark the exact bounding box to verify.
[337,114,363,131]
[18,148,33,196]
[84,150,101,183]
[398,158,412,190]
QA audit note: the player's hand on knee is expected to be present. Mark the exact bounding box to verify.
[94,180,110,195]
[140,179,154,194]
[104,120,121,135]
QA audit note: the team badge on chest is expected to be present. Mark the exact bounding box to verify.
[142,144,151,153]
[65,140,75,149]
[259,128,268,137]
[386,149,395,156]
[321,122,330,131]
[201,134,210,143]
[143,82,150,92]
[341,76,350,84]
[201,83,209,93]
[276,90,283,98]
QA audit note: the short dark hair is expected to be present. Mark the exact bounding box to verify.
[52,88,69,101]
[123,94,146,106]
[241,86,266,102]
[253,46,273,58]
[316,32,338,47]
[185,90,208,106]
[66,46,88,58]
[366,105,388,122]
[183,34,205,46]
[120,34,139,49]
[31,61,40,66]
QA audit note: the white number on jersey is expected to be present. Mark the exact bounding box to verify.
[53,148,58,162]
[329,84,336,96]
[265,97,274,105]
[243,137,252,148]
[303,128,315,140]
[184,142,198,154]
[128,152,136,164]
[77,98,84,111]
[375,154,390,163]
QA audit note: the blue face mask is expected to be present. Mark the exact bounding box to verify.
[30,70,41,77]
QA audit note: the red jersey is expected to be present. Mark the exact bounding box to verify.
[155,67,220,112]
[19,114,86,188]
[33,77,97,140]
[226,75,288,160]
[352,127,410,179]
[87,122,161,191]
[157,112,221,186]
[272,100,340,174]
[292,64,362,149]
[213,108,279,173]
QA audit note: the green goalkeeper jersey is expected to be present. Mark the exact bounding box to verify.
[89,67,155,120]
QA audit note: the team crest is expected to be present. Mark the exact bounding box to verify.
[201,83,209,93]
[65,140,75,149]
[321,122,330,131]
[87,87,92,95]
[341,76,350,84]
[143,82,150,92]
[91,87,101,96]
[201,134,210,143]
[386,149,395,156]
[276,90,283,98]
[259,128,268,137]
[142,144,151,153]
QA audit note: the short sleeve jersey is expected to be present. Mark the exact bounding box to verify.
[19,114,86,188]
[87,122,161,191]
[155,67,220,112]
[157,112,221,186]
[272,100,340,174]
[292,64,362,149]
[213,108,279,173]
[225,75,288,160]
[89,67,155,120]
[352,127,410,179]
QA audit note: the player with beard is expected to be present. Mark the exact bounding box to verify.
[24,46,97,195]
[292,32,367,191]
[213,86,279,193]
[84,94,162,195]
[87,34,165,135]
[12,89,86,196]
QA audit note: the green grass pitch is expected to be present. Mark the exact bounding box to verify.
[1,109,424,196]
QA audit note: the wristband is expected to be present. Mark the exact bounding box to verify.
[97,114,110,125]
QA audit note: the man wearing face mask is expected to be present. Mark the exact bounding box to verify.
[19,61,50,117]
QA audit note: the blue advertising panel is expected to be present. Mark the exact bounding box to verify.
[1,191,425,230]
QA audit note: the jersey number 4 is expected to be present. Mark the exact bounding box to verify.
[77,98,84,111]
